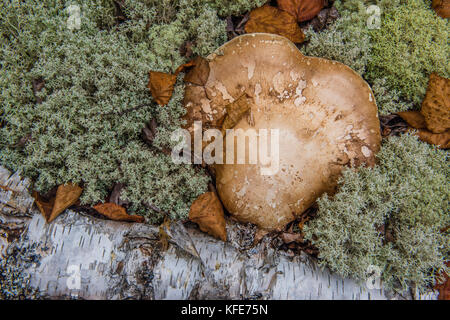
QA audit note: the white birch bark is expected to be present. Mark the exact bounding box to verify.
[0,166,437,300]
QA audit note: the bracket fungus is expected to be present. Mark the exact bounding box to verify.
[184,33,381,231]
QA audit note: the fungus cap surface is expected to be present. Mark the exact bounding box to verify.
[184,33,381,230]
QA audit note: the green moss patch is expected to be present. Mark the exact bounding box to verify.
[0,0,264,222]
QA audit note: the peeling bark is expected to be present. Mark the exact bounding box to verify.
[0,166,438,300]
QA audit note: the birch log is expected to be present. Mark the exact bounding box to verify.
[0,166,437,300]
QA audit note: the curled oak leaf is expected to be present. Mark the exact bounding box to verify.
[189,191,227,241]
[93,202,145,223]
[396,111,427,129]
[245,5,305,43]
[32,191,55,221]
[277,0,326,22]
[432,0,450,18]
[421,73,450,134]
[48,183,83,223]
[409,128,450,149]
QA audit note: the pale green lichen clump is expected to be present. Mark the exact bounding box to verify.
[0,0,264,222]
[304,134,449,293]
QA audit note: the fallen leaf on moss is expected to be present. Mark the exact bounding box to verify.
[277,0,326,22]
[408,128,450,149]
[432,0,450,18]
[397,111,450,148]
[435,262,449,300]
[147,72,177,106]
[245,5,305,43]
[189,191,227,241]
[93,203,145,223]
[148,58,209,106]
[32,191,55,221]
[421,73,450,134]
[49,183,83,222]
[396,111,427,129]
[396,75,450,149]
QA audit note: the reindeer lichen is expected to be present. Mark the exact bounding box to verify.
[304,134,449,293]
[0,0,263,222]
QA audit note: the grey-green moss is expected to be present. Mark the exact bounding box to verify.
[304,134,449,293]
[367,0,449,106]
[0,0,263,222]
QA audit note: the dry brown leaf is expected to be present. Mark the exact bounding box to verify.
[396,111,427,129]
[189,191,227,241]
[33,183,82,223]
[148,58,208,106]
[32,191,55,222]
[435,262,450,300]
[277,0,326,22]
[432,0,450,18]
[48,183,83,222]
[397,74,450,148]
[245,5,305,43]
[421,73,450,134]
[184,56,210,86]
[93,202,145,223]
[221,94,252,133]
[147,71,177,106]
[409,128,450,149]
